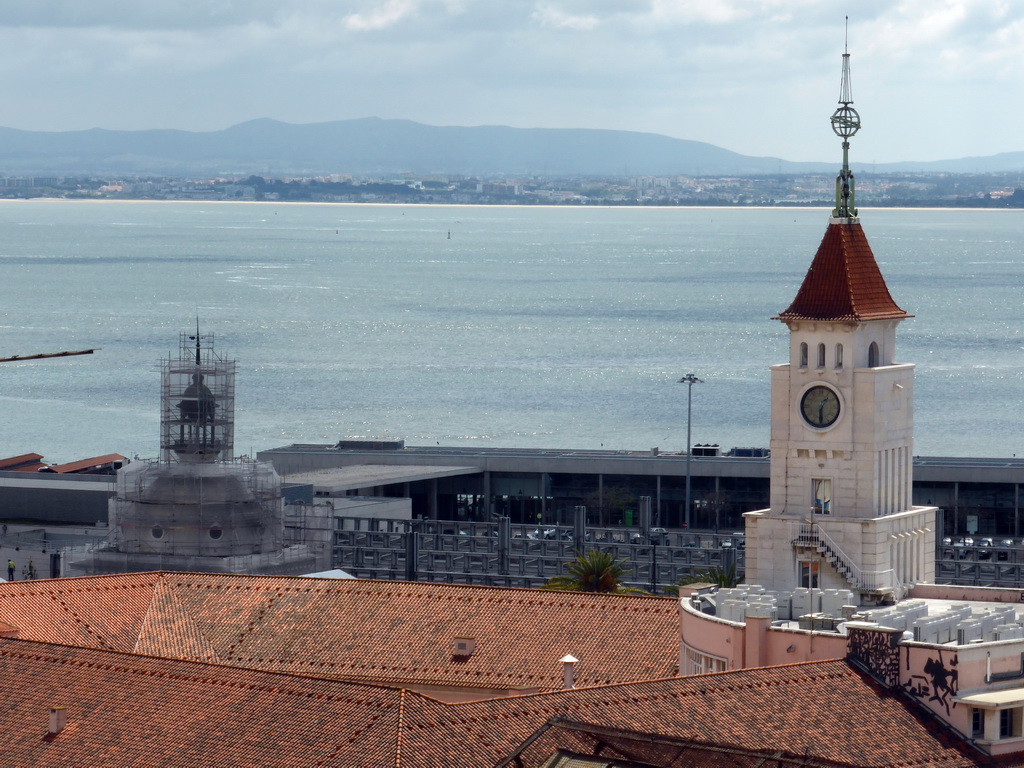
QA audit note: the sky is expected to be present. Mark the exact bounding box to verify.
[0,0,1021,164]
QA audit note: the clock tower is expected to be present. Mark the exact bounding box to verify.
[744,39,936,601]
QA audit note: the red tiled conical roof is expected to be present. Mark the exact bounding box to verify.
[777,220,910,322]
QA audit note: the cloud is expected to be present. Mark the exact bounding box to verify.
[0,0,1019,162]
[531,5,600,31]
[343,0,422,32]
[0,1,285,30]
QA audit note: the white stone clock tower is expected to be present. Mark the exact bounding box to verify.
[744,44,936,601]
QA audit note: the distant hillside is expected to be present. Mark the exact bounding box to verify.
[0,118,1017,178]
[0,118,831,177]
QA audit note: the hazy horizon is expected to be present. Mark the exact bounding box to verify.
[0,2,1019,165]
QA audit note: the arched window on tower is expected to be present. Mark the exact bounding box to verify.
[817,343,826,368]
[835,344,844,369]
[799,342,808,368]
[868,341,879,367]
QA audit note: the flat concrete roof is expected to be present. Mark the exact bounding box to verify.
[957,689,1024,707]
[281,464,481,493]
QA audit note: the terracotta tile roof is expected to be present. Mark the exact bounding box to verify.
[778,220,911,322]
[0,452,47,471]
[0,633,1000,767]
[0,638,408,768]
[400,661,986,768]
[0,572,680,691]
[498,718,858,767]
[42,453,127,473]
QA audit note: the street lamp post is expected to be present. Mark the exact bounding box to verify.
[677,373,703,530]
[650,530,662,594]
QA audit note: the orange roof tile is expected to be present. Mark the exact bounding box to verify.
[44,453,127,473]
[0,638,408,768]
[0,572,680,692]
[0,453,47,471]
[778,220,911,323]
[407,662,985,768]
[0,641,990,768]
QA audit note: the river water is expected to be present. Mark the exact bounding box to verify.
[0,201,1020,462]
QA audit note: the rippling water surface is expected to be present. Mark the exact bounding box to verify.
[0,201,1020,462]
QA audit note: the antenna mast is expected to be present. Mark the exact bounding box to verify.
[831,17,861,219]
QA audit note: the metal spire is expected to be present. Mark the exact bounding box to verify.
[189,316,201,365]
[830,17,860,219]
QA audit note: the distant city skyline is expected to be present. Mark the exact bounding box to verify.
[0,2,1018,165]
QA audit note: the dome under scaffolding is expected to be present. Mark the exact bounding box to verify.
[68,330,329,577]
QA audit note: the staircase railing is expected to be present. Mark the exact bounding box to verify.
[793,522,901,596]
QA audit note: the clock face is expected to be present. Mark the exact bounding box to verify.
[800,385,841,429]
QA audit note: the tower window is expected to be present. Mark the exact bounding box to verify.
[868,341,879,367]
[799,561,819,589]
[816,343,826,368]
[835,344,843,369]
[209,527,223,540]
[151,526,164,540]
[812,478,832,515]
[799,342,808,368]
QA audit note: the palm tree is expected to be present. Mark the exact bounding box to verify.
[542,549,645,594]
[663,563,742,596]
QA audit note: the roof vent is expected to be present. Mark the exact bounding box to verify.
[453,637,476,657]
[48,707,67,735]
[559,654,579,689]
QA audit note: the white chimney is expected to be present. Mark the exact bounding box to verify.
[48,707,67,735]
[559,654,579,689]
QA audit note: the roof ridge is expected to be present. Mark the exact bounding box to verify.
[134,578,222,663]
[43,587,118,651]
[427,659,853,706]
[0,636,420,699]
[395,688,408,768]
[221,587,285,660]
[59,573,675,606]
[124,570,675,602]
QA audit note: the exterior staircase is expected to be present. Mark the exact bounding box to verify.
[793,522,902,602]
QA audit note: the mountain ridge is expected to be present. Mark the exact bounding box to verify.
[0,117,1017,177]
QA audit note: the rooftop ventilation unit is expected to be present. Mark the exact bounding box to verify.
[452,637,476,657]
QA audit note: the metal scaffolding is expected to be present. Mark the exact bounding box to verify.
[160,331,235,462]
[110,457,283,557]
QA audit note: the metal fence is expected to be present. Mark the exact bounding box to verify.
[936,542,1024,587]
[333,517,743,591]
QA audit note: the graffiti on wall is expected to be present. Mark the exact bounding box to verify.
[904,649,958,716]
[847,627,901,689]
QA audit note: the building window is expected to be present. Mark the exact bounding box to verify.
[813,478,832,515]
[151,526,164,539]
[868,341,879,367]
[816,343,826,368]
[799,342,808,368]
[999,708,1023,739]
[683,645,728,676]
[209,527,223,540]
[973,707,985,738]
[799,560,819,589]
[835,344,843,369]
